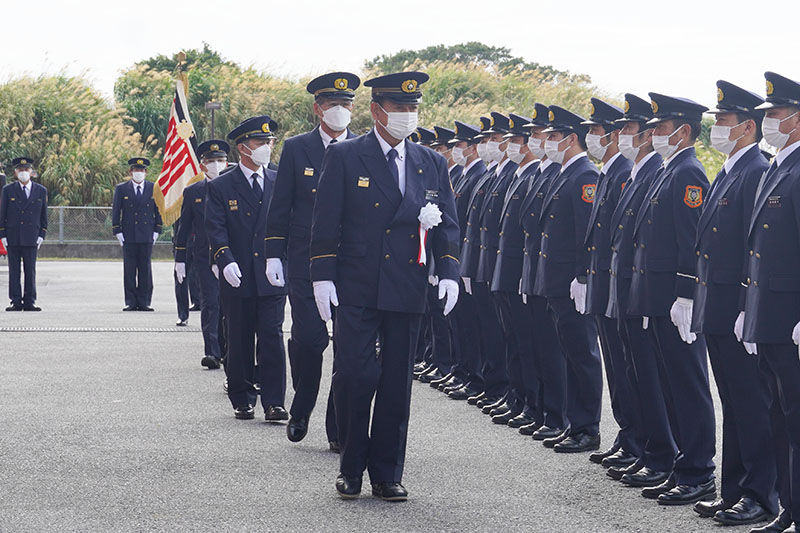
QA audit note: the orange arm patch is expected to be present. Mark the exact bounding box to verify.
[684,185,703,208]
[581,184,596,203]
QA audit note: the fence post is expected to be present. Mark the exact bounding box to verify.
[58,206,65,244]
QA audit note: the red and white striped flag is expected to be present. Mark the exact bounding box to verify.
[154,79,201,225]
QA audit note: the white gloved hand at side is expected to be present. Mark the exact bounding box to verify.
[211,264,219,279]
[152,232,159,244]
[428,275,439,286]
[734,311,757,355]
[266,258,285,287]
[439,279,459,316]
[793,321,800,360]
[462,277,472,295]
[36,236,43,250]
[223,262,242,288]
[313,280,338,323]
[116,233,124,247]
[670,297,697,344]
[643,317,649,330]
[175,262,186,284]
[569,277,587,314]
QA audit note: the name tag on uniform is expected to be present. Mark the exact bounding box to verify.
[9,197,15,201]
[195,198,203,203]
[625,209,634,216]
[425,189,439,201]
[650,198,659,205]
[718,197,728,206]
[358,176,370,188]
[512,194,520,200]
[228,199,238,211]
[552,194,559,200]
[768,196,781,208]
[123,196,128,200]
[477,189,485,195]
[304,167,314,176]
[491,191,499,197]
[536,192,544,198]
[455,193,462,199]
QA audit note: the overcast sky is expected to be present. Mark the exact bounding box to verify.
[3,0,798,110]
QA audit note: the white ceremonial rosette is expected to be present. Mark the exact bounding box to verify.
[417,202,442,266]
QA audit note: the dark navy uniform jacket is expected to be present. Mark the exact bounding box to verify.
[476,160,518,283]
[309,130,460,314]
[692,145,767,335]
[265,126,358,279]
[606,152,662,319]
[628,147,709,317]
[111,180,163,243]
[459,165,495,279]
[0,181,48,246]
[519,161,561,295]
[491,161,538,293]
[175,179,210,263]
[533,155,598,298]
[453,160,486,245]
[743,146,800,343]
[205,164,287,299]
[449,165,463,190]
[584,154,632,314]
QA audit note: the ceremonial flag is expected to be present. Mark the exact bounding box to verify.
[154,79,201,225]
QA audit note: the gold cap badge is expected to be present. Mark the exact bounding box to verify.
[766,80,774,96]
[651,101,659,114]
[623,100,630,113]
[401,80,418,93]
[335,78,348,90]
[261,122,270,133]
[548,111,555,122]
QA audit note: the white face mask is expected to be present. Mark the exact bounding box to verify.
[16,170,31,183]
[204,161,226,179]
[527,137,546,159]
[321,105,352,131]
[762,112,798,150]
[618,134,639,161]
[652,125,685,160]
[451,146,467,166]
[476,142,492,162]
[710,122,747,155]
[585,132,613,160]
[243,143,272,166]
[486,140,506,162]
[131,171,146,183]
[377,104,418,140]
[544,135,572,165]
[505,142,526,164]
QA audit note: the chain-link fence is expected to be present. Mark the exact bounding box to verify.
[49,206,173,243]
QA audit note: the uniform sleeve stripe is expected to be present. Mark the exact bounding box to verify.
[677,272,695,279]
[310,254,337,261]
[440,254,460,263]
[265,236,285,240]
[213,246,229,259]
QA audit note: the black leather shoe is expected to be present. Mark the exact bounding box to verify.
[122,305,137,312]
[518,420,542,435]
[139,306,154,312]
[439,376,463,392]
[542,428,570,448]
[415,365,436,380]
[621,467,670,488]
[176,319,188,326]
[477,394,503,409]
[508,413,536,428]
[467,391,485,405]
[430,372,453,388]
[590,444,620,464]
[749,511,793,532]
[607,458,644,480]
[641,475,676,499]
[601,449,638,468]
[532,425,565,441]
[222,379,228,393]
[6,304,23,311]
[336,474,362,499]
[492,409,520,425]
[419,367,442,383]
[782,525,798,533]
[489,403,511,417]
[234,405,255,420]
[449,386,480,400]
[329,441,341,454]
[371,482,408,502]
[189,304,201,312]
[713,497,774,525]
[694,498,735,518]
[658,479,715,505]
[554,432,600,453]
[483,397,508,415]
[264,405,289,422]
[22,305,41,311]
[287,417,309,442]
[201,356,221,369]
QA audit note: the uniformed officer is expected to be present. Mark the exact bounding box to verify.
[172,218,201,326]
[264,72,361,447]
[490,113,543,428]
[741,71,800,533]
[519,103,568,440]
[580,99,639,468]
[175,139,230,369]
[205,115,289,421]
[111,157,163,311]
[309,71,460,501]
[604,95,673,487]
[0,157,48,311]
[627,93,716,505]
[689,80,777,526]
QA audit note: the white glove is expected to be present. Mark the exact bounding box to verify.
[522,293,527,304]
[266,258,285,287]
[313,280,339,323]
[569,278,587,315]
[462,277,472,295]
[670,297,697,344]
[223,262,242,288]
[793,321,800,359]
[734,311,746,342]
[152,232,159,244]
[439,278,459,316]
[116,233,125,247]
[518,278,523,296]
[175,262,186,284]
[643,317,649,330]
[428,275,439,286]
[36,236,43,250]
[211,264,219,279]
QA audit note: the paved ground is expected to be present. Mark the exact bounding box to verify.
[0,260,739,532]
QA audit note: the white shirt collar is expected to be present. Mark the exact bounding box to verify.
[448,163,459,174]
[561,152,588,173]
[374,129,406,161]
[539,159,554,173]
[487,161,498,172]
[238,161,263,180]
[516,159,537,176]
[463,158,482,174]
[664,146,693,168]
[601,152,622,175]
[631,151,657,182]
[496,158,512,175]
[777,139,800,167]
[320,127,347,149]
[724,143,756,174]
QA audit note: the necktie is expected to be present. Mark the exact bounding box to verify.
[387,148,399,188]
[706,168,727,205]
[252,175,263,199]
[328,138,338,147]
[136,185,142,199]
[23,185,29,198]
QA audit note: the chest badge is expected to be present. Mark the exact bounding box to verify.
[718,197,728,206]
[684,185,703,208]
[228,199,238,211]
[425,189,439,201]
[195,198,203,203]
[767,195,782,208]
[304,167,314,176]
[358,176,370,188]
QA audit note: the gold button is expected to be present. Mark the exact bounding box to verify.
[254,252,259,257]
[704,254,709,259]
[311,188,317,193]
[499,231,504,236]
[375,202,380,208]
[410,233,415,239]
[647,219,652,224]
[247,212,251,216]
[592,270,596,275]
[749,250,753,256]
[763,224,769,229]
[696,278,700,284]
[597,223,601,228]
[632,266,636,272]
[408,259,414,264]
[587,247,591,252]
[702,281,707,286]
[747,278,751,283]
[488,209,492,213]
[712,227,717,232]
[618,224,623,230]
[496,250,501,255]
[543,253,547,258]
[640,244,645,249]
[754,281,759,287]
[384,254,390,259]
[385,229,391,235]
[696,251,700,256]
[592,246,596,251]
[530,213,535,217]
[611,246,616,251]
[539,251,543,256]
[505,213,510,217]
[640,269,644,274]
[756,253,761,259]
[550,214,554,219]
